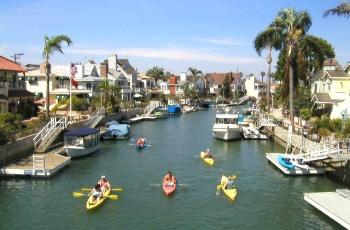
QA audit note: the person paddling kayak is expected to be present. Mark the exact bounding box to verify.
[163,171,176,186]
[98,175,111,193]
[88,184,102,204]
[204,149,214,159]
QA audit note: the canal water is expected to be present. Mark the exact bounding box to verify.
[0,109,344,229]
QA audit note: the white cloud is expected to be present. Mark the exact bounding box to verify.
[0,45,7,52]
[66,47,261,65]
[191,37,249,46]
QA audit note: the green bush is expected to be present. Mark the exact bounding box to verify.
[299,108,312,121]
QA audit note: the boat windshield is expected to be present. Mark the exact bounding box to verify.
[64,133,99,148]
[64,136,84,147]
[83,133,99,148]
[215,118,237,124]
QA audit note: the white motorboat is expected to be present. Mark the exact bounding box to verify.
[242,123,268,140]
[212,113,241,141]
[64,127,100,158]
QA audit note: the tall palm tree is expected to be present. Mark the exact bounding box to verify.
[260,71,266,83]
[146,66,165,85]
[254,26,282,112]
[324,2,350,17]
[273,8,312,131]
[98,79,120,112]
[42,35,72,118]
[188,67,203,87]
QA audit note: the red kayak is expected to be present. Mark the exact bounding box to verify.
[162,176,176,196]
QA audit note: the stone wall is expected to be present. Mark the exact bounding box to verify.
[0,134,35,167]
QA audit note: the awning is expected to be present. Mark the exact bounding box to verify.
[64,127,99,137]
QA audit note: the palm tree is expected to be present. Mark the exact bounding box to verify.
[146,66,165,85]
[188,67,203,87]
[272,8,312,131]
[42,35,72,118]
[254,26,282,112]
[260,71,266,83]
[324,2,350,17]
[98,79,120,112]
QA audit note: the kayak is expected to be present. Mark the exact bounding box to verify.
[200,152,214,166]
[137,142,146,149]
[220,175,237,201]
[162,176,176,196]
[277,155,294,169]
[86,187,111,211]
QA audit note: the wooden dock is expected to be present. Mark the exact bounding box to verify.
[304,189,350,229]
[0,147,70,178]
[266,153,325,175]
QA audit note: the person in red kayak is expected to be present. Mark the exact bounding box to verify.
[163,171,176,187]
[98,175,111,192]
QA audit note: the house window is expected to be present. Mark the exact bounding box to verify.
[314,84,317,93]
[86,83,92,90]
[341,81,343,88]
[327,83,331,91]
[29,77,38,85]
[238,85,241,91]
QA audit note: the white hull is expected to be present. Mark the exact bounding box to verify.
[213,126,241,140]
[64,144,100,158]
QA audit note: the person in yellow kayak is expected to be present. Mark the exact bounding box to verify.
[88,184,102,204]
[223,177,235,189]
[163,171,176,187]
[204,149,214,159]
[98,175,111,192]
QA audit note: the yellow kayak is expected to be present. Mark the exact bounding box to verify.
[200,152,214,166]
[220,175,237,201]
[86,187,111,211]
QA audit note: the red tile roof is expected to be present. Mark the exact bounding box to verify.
[0,56,27,72]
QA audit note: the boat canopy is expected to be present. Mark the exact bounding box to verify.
[216,114,238,119]
[107,124,129,136]
[64,127,99,137]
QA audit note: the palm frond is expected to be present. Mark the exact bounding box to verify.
[324,2,350,17]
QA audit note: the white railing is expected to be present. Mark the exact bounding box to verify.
[33,154,46,176]
[84,108,105,128]
[33,117,67,151]
[144,104,156,116]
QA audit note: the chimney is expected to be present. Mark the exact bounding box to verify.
[40,62,51,74]
[108,54,117,71]
[100,61,108,78]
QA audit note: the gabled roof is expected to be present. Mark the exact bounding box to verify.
[0,56,27,72]
[312,93,333,104]
[117,59,136,75]
[326,70,349,78]
[207,72,242,85]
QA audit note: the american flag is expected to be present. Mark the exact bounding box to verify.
[70,64,78,88]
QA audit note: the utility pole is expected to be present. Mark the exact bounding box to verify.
[11,53,24,64]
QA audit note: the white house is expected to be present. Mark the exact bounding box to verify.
[158,80,170,95]
[244,75,266,98]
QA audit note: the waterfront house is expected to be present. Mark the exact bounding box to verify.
[310,59,350,119]
[158,80,170,95]
[0,55,31,113]
[244,74,266,98]
[207,72,244,97]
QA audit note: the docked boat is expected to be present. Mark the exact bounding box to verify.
[64,127,100,158]
[168,105,181,115]
[86,187,111,211]
[100,121,130,140]
[154,109,169,119]
[198,101,210,109]
[212,112,241,141]
[182,105,195,113]
[162,175,176,196]
[220,175,238,201]
[242,123,268,140]
[200,152,214,166]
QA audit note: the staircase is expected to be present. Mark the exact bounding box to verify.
[33,117,67,153]
[144,104,156,116]
[32,154,46,176]
[238,95,250,105]
[84,108,105,128]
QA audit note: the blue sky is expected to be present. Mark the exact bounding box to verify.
[0,0,349,76]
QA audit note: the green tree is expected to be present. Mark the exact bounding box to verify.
[254,25,282,112]
[98,79,121,113]
[188,67,203,87]
[221,74,232,100]
[146,66,165,85]
[42,35,72,118]
[324,2,350,18]
[272,8,312,131]
[0,113,22,143]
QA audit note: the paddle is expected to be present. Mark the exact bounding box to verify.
[72,192,119,200]
[81,188,123,192]
[216,184,222,196]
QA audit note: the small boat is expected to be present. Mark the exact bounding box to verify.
[137,142,146,149]
[86,187,111,211]
[162,175,176,196]
[277,155,294,169]
[220,175,238,201]
[182,105,194,113]
[200,152,214,166]
[168,105,181,115]
[154,110,169,119]
[198,101,210,109]
[100,121,130,140]
[242,124,268,140]
[64,127,100,158]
